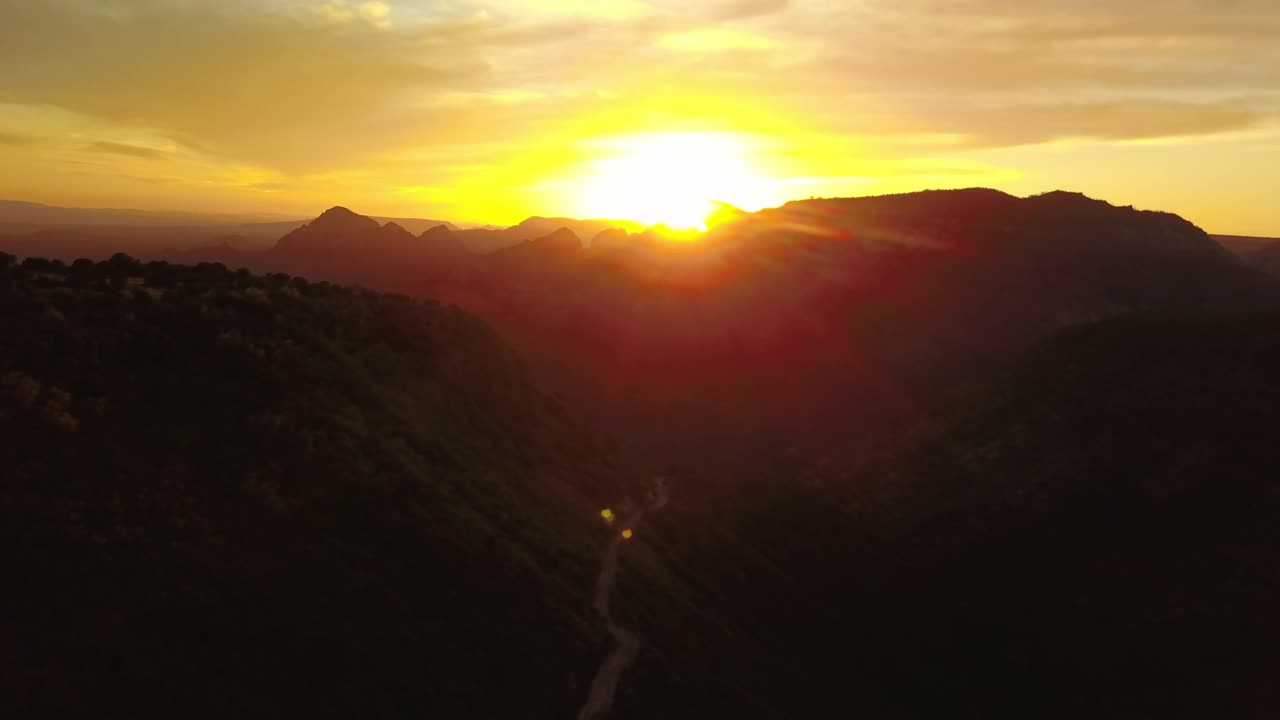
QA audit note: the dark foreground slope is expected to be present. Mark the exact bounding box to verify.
[837,310,1280,718]
[1246,240,1280,277]
[556,309,1280,719]
[0,254,625,718]
[0,255,869,719]
[4,248,1280,718]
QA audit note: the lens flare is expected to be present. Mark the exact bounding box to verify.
[600,508,614,522]
[621,529,633,539]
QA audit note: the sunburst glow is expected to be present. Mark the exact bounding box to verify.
[575,132,779,231]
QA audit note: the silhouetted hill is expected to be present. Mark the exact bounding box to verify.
[612,309,1280,718]
[495,227,584,260]
[0,254,624,717]
[1213,233,1279,257]
[14,191,1271,480]
[469,189,1280,475]
[417,223,467,255]
[276,206,380,249]
[513,217,636,243]
[1244,239,1280,277]
[369,216,458,235]
[5,253,1280,718]
[447,217,635,254]
[86,190,1269,481]
[0,222,308,256]
[0,253,908,718]
[0,201,458,256]
[590,227,630,251]
[262,209,477,289]
[0,199,297,227]
[10,191,1278,477]
[834,310,1280,717]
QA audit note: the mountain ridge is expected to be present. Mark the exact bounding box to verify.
[6,195,1280,717]
[7,189,1278,477]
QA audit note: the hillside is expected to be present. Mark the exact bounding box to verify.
[1247,240,1280,277]
[1213,234,1280,257]
[13,190,1272,482]
[836,310,1280,717]
[0,254,625,717]
[0,200,456,256]
[9,191,1277,481]
[3,258,1280,717]
[618,309,1280,718]
[462,189,1280,474]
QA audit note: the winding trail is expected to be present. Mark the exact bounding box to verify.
[576,483,669,720]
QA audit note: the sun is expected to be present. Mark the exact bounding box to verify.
[575,132,778,231]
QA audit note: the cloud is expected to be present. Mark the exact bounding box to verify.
[656,28,778,52]
[952,101,1265,148]
[5,0,1271,175]
[312,0,393,28]
[0,130,33,145]
[478,0,655,22]
[612,0,1280,145]
[86,140,169,159]
[250,181,289,192]
[355,1,392,27]
[696,0,792,21]
[0,1,491,172]
[0,0,1277,226]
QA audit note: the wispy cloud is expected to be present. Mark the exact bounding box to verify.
[86,140,169,159]
[0,130,34,145]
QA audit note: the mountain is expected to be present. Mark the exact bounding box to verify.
[495,226,584,260]
[1211,234,1280,277]
[590,227,630,251]
[833,310,1280,717]
[0,198,298,227]
[7,190,1276,478]
[5,253,1279,718]
[511,216,638,242]
[1250,241,1280,276]
[0,254,623,717]
[461,189,1280,475]
[276,206,380,247]
[48,189,1266,480]
[416,223,467,255]
[449,216,638,254]
[369,216,458,235]
[0,200,457,257]
[1213,233,1279,257]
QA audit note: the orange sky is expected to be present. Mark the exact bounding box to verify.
[0,1,1277,234]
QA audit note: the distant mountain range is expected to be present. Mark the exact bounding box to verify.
[0,199,639,257]
[0,199,301,226]
[7,188,1275,479]
[1215,234,1280,277]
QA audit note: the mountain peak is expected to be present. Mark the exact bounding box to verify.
[539,227,582,248]
[309,206,380,233]
[494,226,583,261]
[1026,190,1103,208]
[420,224,453,238]
[591,228,630,251]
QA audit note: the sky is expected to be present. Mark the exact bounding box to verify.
[0,0,1277,234]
